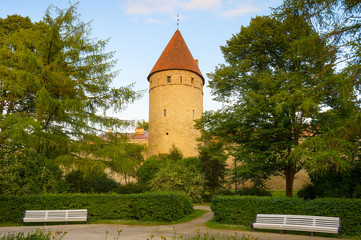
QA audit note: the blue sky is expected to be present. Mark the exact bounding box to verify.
[1,0,282,129]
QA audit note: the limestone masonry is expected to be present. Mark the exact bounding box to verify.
[147,30,204,157]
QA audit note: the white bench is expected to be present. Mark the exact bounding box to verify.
[22,209,88,225]
[251,214,341,238]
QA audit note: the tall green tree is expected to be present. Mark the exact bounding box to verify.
[275,0,361,176]
[198,141,227,195]
[0,4,140,154]
[200,15,336,197]
[0,4,142,193]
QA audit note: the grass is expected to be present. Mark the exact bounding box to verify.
[205,219,249,231]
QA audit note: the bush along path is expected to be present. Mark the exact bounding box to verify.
[0,206,344,240]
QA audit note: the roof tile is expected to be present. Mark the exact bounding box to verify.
[147,30,204,84]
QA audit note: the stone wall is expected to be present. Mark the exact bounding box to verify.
[148,69,203,157]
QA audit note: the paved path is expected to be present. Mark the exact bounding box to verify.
[0,206,345,240]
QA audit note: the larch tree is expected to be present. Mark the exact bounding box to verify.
[199,15,336,197]
[0,3,142,192]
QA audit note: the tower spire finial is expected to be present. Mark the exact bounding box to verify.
[177,14,180,30]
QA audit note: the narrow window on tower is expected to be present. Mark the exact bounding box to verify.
[164,109,166,117]
[167,76,171,83]
[191,77,194,84]
[180,76,182,83]
[192,110,195,118]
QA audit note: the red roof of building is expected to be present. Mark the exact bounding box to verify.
[132,131,148,140]
[147,30,204,84]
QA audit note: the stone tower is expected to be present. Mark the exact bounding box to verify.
[147,30,204,157]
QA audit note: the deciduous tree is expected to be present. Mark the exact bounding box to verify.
[275,0,361,177]
[200,15,336,197]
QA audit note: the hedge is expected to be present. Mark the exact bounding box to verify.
[0,192,193,223]
[211,196,361,236]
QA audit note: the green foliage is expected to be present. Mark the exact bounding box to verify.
[149,161,205,203]
[64,170,120,193]
[0,3,142,185]
[0,3,140,151]
[165,232,257,240]
[136,120,149,131]
[92,139,145,184]
[0,192,193,223]
[137,147,205,202]
[115,183,149,194]
[277,0,361,192]
[199,14,336,197]
[0,230,66,240]
[298,161,361,200]
[0,231,64,240]
[135,157,165,185]
[0,148,64,195]
[198,142,227,195]
[237,187,271,197]
[211,196,361,236]
[168,145,183,161]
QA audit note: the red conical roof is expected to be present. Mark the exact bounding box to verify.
[147,30,204,84]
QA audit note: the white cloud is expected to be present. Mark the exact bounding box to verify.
[221,3,260,18]
[146,18,164,24]
[184,0,222,10]
[124,0,263,19]
[130,17,140,21]
[125,0,181,15]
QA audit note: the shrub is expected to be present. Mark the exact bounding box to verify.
[298,162,361,200]
[116,183,149,194]
[135,157,163,185]
[297,184,317,200]
[0,230,66,240]
[0,148,64,195]
[211,195,361,236]
[237,187,271,197]
[176,232,257,240]
[65,170,120,193]
[0,192,193,223]
[149,161,205,203]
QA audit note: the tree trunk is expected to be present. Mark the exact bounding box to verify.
[284,167,296,198]
[234,160,238,194]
